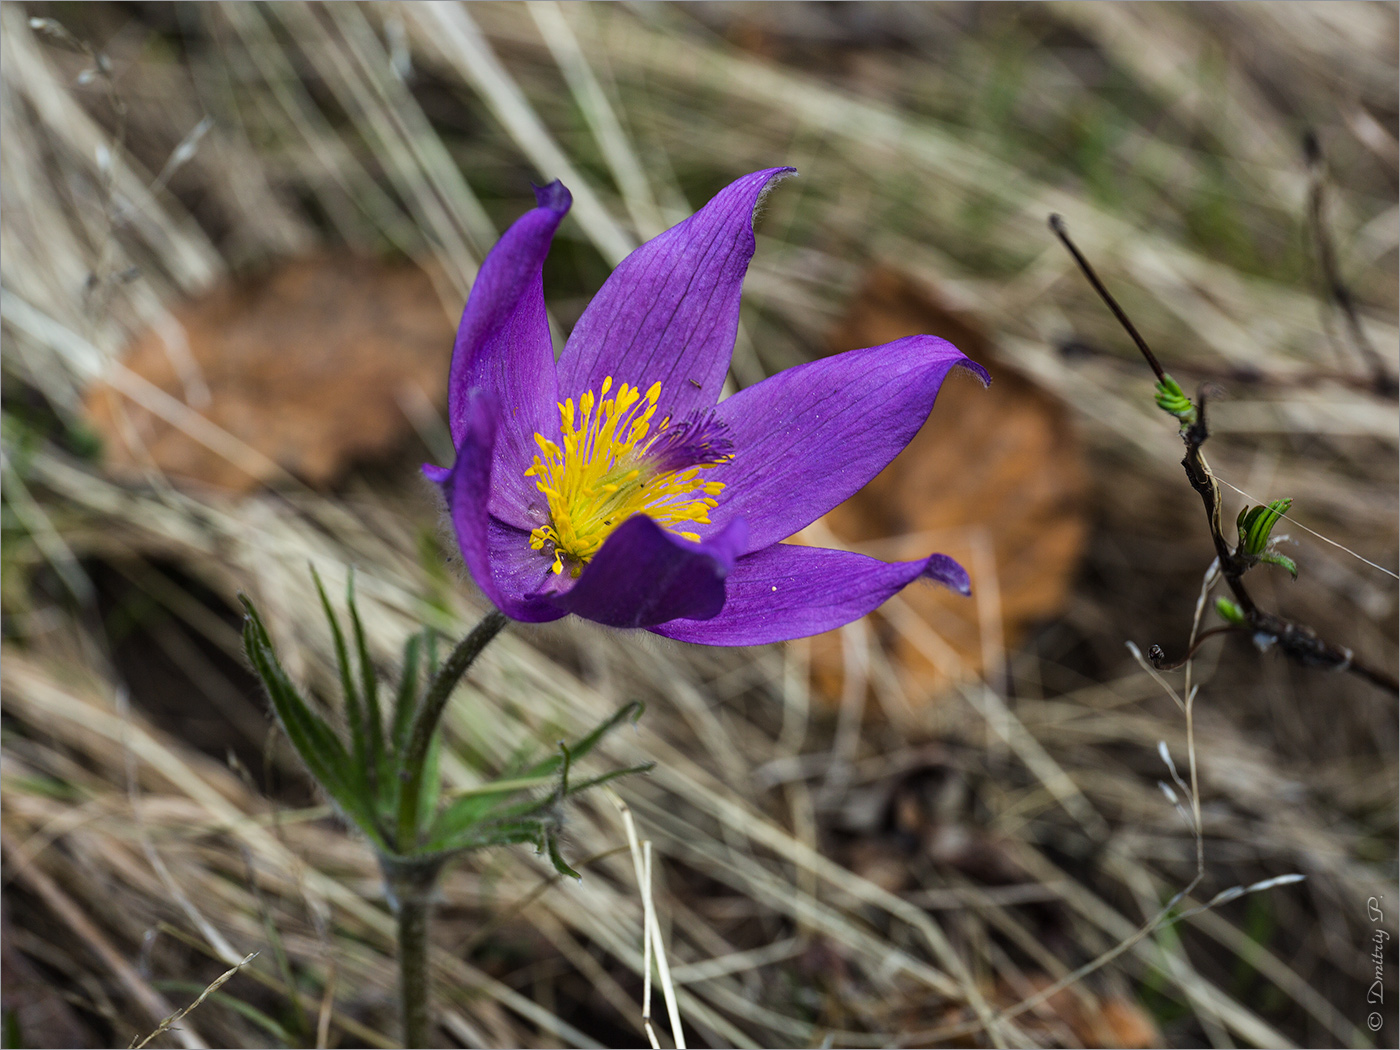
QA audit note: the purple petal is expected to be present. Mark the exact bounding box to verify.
[544,516,748,629]
[651,543,970,646]
[922,553,971,596]
[556,168,794,418]
[449,182,571,528]
[705,335,988,552]
[442,389,565,623]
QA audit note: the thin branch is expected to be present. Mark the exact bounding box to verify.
[1149,625,1248,672]
[1051,215,1398,695]
[1049,214,1166,382]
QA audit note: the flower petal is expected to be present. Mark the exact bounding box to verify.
[441,389,565,623]
[449,181,571,527]
[651,543,970,646]
[556,168,794,417]
[545,516,748,629]
[706,335,988,552]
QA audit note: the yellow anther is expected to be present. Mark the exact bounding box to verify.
[525,381,731,576]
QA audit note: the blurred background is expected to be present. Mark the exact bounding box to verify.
[2,3,1396,1047]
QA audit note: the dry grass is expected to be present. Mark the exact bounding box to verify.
[2,3,1396,1048]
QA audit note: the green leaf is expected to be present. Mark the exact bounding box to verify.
[478,822,547,851]
[392,631,423,756]
[1214,597,1247,625]
[546,833,581,881]
[424,702,650,853]
[465,791,556,826]
[243,625,348,799]
[418,727,443,832]
[1258,551,1298,579]
[311,566,365,787]
[557,741,573,796]
[563,763,655,798]
[240,596,382,847]
[1237,499,1293,557]
[437,764,654,852]
[520,701,644,779]
[428,782,546,847]
[426,630,440,681]
[346,571,388,799]
[436,820,546,854]
[567,700,644,762]
[428,790,559,851]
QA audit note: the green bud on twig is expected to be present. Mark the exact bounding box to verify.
[1236,498,1293,556]
[1233,499,1298,578]
[1154,374,1197,426]
[1215,597,1247,625]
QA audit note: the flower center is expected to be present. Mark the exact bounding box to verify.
[525,378,733,576]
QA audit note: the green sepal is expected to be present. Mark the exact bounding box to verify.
[1237,498,1293,557]
[1154,374,1197,425]
[1257,551,1298,579]
[239,595,383,847]
[1214,597,1247,625]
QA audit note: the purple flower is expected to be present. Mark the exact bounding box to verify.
[429,169,988,646]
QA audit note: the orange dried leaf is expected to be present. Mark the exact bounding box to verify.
[85,255,454,492]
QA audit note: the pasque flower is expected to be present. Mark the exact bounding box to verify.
[427,168,988,645]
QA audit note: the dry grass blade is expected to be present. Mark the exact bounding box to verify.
[1,829,209,1050]
[128,952,259,1050]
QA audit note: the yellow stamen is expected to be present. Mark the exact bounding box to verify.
[525,378,730,576]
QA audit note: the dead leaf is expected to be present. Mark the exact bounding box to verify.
[85,255,454,492]
[811,266,1089,706]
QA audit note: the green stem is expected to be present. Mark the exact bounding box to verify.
[396,611,508,851]
[394,879,432,1049]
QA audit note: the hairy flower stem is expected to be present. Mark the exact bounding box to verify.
[383,860,442,1049]
[398,894,429,1048]
[397,611,508,850]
